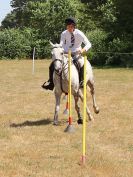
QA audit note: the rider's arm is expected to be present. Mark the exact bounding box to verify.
[79,31,91,53]
[82,35,91,52]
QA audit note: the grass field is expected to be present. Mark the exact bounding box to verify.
[0,60,132,177]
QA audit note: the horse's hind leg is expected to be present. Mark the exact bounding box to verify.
[87,80,100,114]
[78,89,94,121]
[73,93,83,124]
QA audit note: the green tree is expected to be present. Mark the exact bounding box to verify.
[20,0,78,42]
[1,11,17,28]
[10,0,46,27]
[0,28,33,59]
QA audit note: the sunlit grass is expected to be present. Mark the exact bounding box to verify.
[0,60,132,177]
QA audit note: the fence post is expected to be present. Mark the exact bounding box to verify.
[32,47,35,75]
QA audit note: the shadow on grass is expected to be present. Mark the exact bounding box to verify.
[10,118,52,128]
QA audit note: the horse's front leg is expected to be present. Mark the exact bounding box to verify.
[54,92,61,125]
[78,89,94,121]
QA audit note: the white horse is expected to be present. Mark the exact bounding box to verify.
[50,42,99,125]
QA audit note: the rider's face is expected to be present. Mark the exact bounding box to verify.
[66,24,75,33]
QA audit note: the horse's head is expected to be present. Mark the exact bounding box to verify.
[50,41,64,74]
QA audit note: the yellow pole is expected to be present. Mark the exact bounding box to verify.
[64,49,75,132]
[82,54,87,164]
[68,49,72,124]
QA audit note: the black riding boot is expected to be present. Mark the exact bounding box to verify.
[79,66,84,88]
[42,62,54,90]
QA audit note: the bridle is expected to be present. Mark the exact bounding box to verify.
[52,46,66,76]
[53,58,63,76]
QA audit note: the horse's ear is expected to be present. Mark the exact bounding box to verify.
[49,41,55,47]
[59,44,63,48]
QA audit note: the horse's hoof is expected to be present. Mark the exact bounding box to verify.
[77,119,83,124]
[89,119,94,122]
[94,106,100,114]
[53,122,58,126]
[89,115,94,121]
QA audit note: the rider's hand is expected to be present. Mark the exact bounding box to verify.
[81,48,86,54]
[77,50,81,54]
[78,48,86,54]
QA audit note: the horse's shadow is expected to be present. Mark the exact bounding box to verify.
[10,118,52,128]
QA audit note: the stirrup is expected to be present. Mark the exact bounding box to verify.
[42,80,50,87]
[41,81,54,90]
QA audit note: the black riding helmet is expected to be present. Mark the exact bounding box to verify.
[65,17,76,26]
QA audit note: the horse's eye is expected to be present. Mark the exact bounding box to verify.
[61,52,63,55]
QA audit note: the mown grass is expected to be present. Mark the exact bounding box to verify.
[0,60,132,177]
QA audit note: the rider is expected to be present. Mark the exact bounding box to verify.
[42,17,92,90]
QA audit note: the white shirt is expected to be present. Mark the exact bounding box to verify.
[60,29,91,53]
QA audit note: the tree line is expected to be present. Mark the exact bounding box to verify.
[0,0,133,67]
